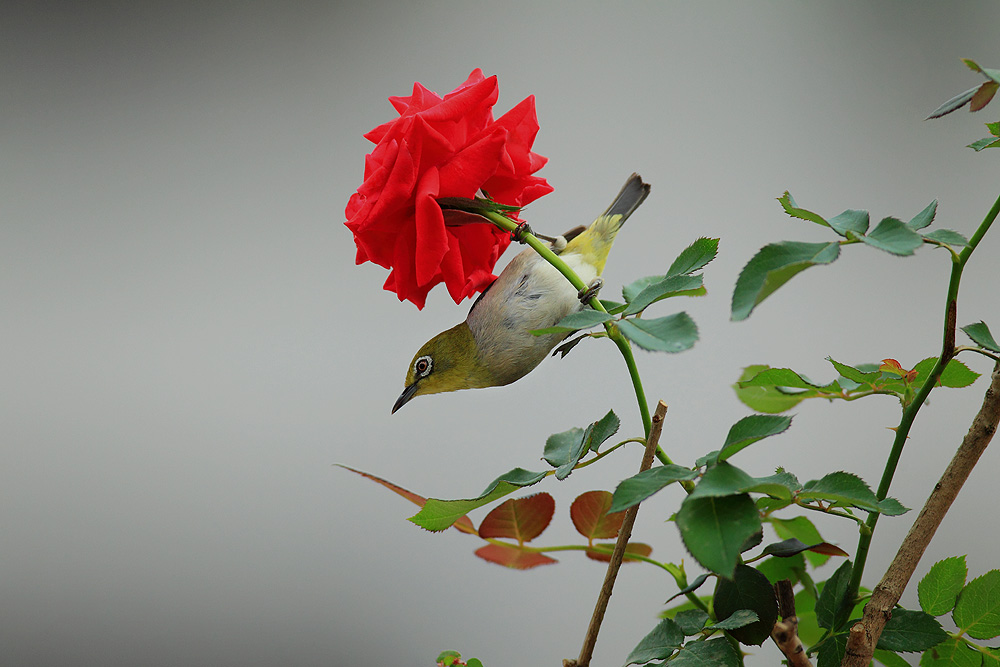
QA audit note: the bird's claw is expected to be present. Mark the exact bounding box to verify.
[578,277,604,304]
[510,221,533,244]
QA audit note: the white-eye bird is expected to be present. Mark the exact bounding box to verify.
[392,173,650,414]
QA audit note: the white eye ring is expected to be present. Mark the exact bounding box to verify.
[414,355,433,378]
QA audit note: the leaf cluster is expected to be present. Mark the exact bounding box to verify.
[736,356,981,413]
[535,237,718,354]
[731,194,969,321]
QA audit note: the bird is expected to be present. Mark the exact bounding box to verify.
[392,173,650,414]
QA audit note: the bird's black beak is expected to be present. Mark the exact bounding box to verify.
[391,382,419,414]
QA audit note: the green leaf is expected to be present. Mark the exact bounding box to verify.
[622,274,704,315]
[746,471,802,500]
[669,638,740,667]
[770,516,834,568]
[718,414,793,462]
[599,299,627,314]
[778,191,830,228]
[687,462,799,501]
[987,121,1000,136]
[861,216,924,256]
[436,650,463,665]
[877,609,948,652]
[713,564,779,646]
[828,209,870,237]
[908,200,939,230]
[963,321,1000,352]
[954,56,999,82]
[543,427,585,468]
[543,411,621,479]
[531,309,612,335]
[828,358,880,385]
[667,237,720,276]
[801,471,909,515]
[621,276,660,303]
[617,312,698,352]
[609,465,700,512]
[731,241,841,321]
[623,617,684,665]
[409,468,548,531]
[740,366,837,391]
[919,556,968,616]
[873,648,913,667]
[969,136,1000,151]
[816,559,854,631]
[689,462,757,499]
[710,608,759,631]
[817,632,849,667]
[665,573,712,604]
[734,365,811,413]
[953,570,1000,639]
[919,636,983,666]
[673,609,709,635]
[926,84,980,119]
[795,589,822,645]
[558,410,620,479]
[877,497,910,516]
[924,229,969,247]
[757,551,806,585]
[587,410,621,452]
[467,660,484,667]
[912,357,981,389]
[677,494,761,578]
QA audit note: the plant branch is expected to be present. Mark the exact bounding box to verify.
[771,579,813,667]
[843,190,1000,618]
[842,363,1000,667]
[568,401,668,667]
[955,345,1000,363]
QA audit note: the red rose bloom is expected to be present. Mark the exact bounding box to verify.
[345,69,553,308]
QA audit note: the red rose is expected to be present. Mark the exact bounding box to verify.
[345,69,553,308]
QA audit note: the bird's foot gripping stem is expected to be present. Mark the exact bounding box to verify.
[510,221,533,244]
[578,277,604,304]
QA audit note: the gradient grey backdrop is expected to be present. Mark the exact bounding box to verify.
[4,3,999,665]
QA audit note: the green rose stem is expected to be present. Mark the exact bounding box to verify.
[843,191,1000,623]
[481,210,673,466]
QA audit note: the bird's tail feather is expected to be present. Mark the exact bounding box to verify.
[564,173,650,273]
[602,172,651,222]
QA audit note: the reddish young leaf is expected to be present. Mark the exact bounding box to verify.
[879,359,905,375]
[477,493,555,544]
[808,542,850,557]
[571,490,625,540]
[971,80,1000,112]
[337,464,476,534]
[474,543,558,570]
[586,542,654,563]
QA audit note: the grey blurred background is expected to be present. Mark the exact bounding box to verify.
[3,2,998,665]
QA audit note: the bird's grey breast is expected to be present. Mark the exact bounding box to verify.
[466,249,582,385]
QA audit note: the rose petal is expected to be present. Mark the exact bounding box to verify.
[413,169,449,287]
[437,127,508,198]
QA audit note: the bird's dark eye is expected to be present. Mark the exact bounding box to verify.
[414,355,433,377]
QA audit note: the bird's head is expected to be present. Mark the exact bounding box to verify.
[391,322,495,413]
